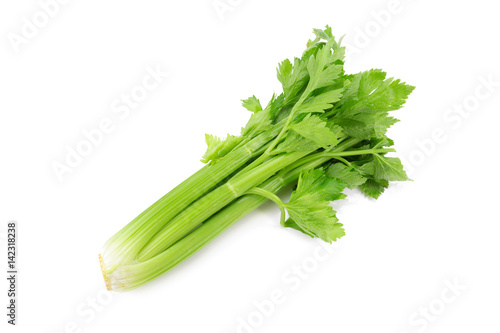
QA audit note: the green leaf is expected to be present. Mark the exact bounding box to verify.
[277,57,310,105]
[273,131,320,154]
[373,116,399,138]
[201,134,242,164]
[306,41,344,91]
[277,59,293,87]
[292,169,346,201]
[333,117,372,140]
[278,29,345,109]
[359,179,389,199]
[314,65,344,90]
[296,87,344,114]
[241,94,283,137]
[284,213,345,242]
[360,154,409,182]
[307,26,335,54]
[283,218,315,238]
[241,95,262,112]
[274,114,341,154]
[339,69,415,115]
[268,93,285,119]
[283,169,347,243]
[327,163,367,189]
[289,114,339,149]
[332,69,415,140]
[335,113,399,140]
[371,136,395,149]
[313,26,333,40]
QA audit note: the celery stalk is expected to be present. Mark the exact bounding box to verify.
[99,26,414,292]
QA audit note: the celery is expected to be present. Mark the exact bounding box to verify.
[99,26,414,291]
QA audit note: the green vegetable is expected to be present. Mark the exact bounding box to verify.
[99,26,415,292]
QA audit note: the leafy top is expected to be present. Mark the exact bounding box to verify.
[284,169,347,243]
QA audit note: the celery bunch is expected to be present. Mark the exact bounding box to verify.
[99,26,414,292]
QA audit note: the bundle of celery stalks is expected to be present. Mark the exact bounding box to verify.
[99,26,414,292]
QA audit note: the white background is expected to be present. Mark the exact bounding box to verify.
[1,0,499,332]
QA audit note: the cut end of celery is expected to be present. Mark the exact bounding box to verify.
[99,254,112,291]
